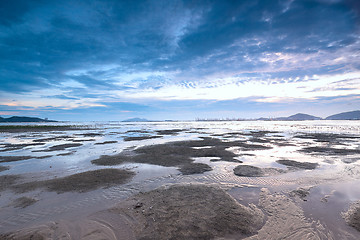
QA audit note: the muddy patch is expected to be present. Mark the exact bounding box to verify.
[11,169,135,193]
[117,184,264,239]
[33,136,73,143]
[276,159,319,170]
[156,129,185,135]
[123,136,161,141]
[92,138,242,171]
[71,138,96,142]
[343,201,360,232]
[294,133,359,143]
[0,165,9,172]
[33,143,82,152]
[0,143,45,152]
[0,156,32,163]
[0,155,52,163]
[12,197,38,208]
[0,184,264,240]
[0,175,21,192]
[95,141,118,145]
[250,130,279,137]
[233,165,285,177]
[126,130,151,134]
[250,138,271,144]
[233,141,272,151]
[77,132,103,137]
[56,152,74,156]
[289,187,311,201]
[178,163,212,175]
[0,125,83,133]
[300,146,360,156]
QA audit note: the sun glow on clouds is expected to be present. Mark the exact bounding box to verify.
[119,71,360,103]
[2,70,359,113]
[0,0,359,120]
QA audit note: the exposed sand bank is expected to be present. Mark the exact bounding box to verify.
[91,137,265,169]
[276,159,319,170]
[1,184,265,240]
[233,165,285,177]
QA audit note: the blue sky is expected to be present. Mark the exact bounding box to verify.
[0,0,359,121]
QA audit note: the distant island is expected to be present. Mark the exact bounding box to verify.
[197,110,360,121]
[325,110,360,120]
[271,113,322,121]
[259,111,360,121]
[0,116,57,123]
[256,111,360,121]
[2,110,359,123]
[121,118,150,122]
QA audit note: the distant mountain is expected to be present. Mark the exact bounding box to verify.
[257,113,322,121]
[122,118,149,122]
[325,110,360,120]
[0,116,57,122]
[283,113,322,121]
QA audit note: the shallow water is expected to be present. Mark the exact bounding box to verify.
[1,120,360,238]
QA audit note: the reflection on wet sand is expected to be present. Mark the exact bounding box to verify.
[0,121,360,239]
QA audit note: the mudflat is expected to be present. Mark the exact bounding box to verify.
[11,169,135,193]
[1,121,360,239]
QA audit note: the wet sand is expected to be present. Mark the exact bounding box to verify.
[343,201,360,231]
[0,165,9,172]
[0,122,360,239]
[233,165,285,177]
[276,159,319,170]
[1,184,264,239]
[11,169,135,193]
[0,125,87,133]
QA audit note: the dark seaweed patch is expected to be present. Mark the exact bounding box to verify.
[12,169,135,193]
[123,136,161,141]
[0,165,9,172]
[0,125,84,133]
[33,136,73,142]
[156,129,186,135]
[0,156,32,162]
[0,175,21,192]
[294,133,359,143]
[33,143,82,152]
[300,146,360,156]
[233,165,286,177]
[0,155,52,163]
[12,197,38,208]
[95,141,118,145]
[233,165,264,177]
[276,159,318,170]
[77,132,104,137]
[92,138,271,174]
[178,163,212,175]
[0,143,45,152]
[126,185,264,239]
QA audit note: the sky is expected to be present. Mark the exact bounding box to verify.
[0,0,360,121]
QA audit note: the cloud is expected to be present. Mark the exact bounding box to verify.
[0,0,359,120]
